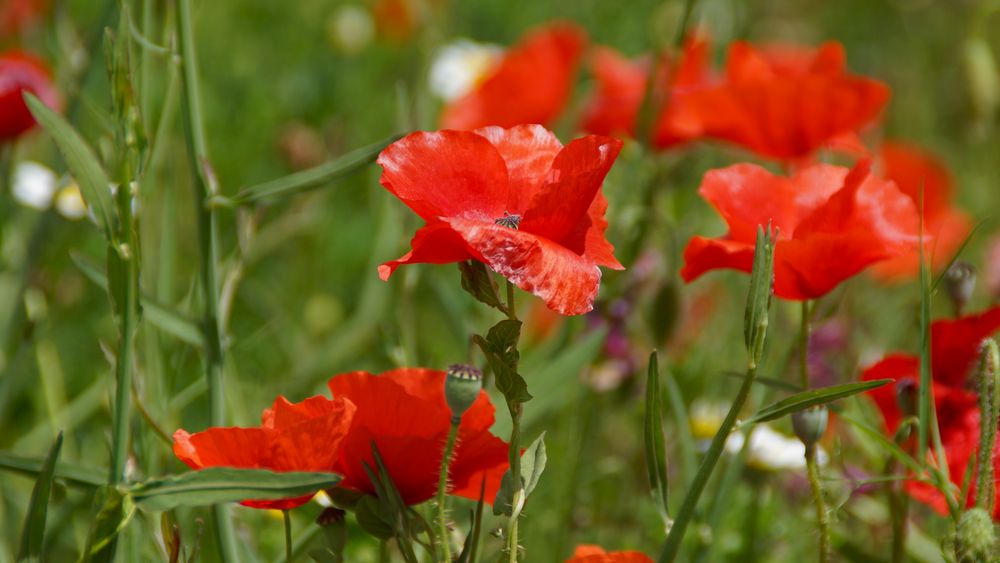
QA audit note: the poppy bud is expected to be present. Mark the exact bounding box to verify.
[944,261,976,317]
[895,379,918,418]
[963,36,999,136]
[955,508,997,563]
[974,339,998,513]
[791,405,828,447]
[445,364,482,423]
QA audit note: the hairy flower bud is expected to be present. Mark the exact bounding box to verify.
[445,364,483,422]
[792,405,829,447]
[955,508,997,563]
[945,261,976,317]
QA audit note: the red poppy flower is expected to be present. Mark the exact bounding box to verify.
[862,306,1000,518]
[327,368,510,506]
[673,41,889,161]
[579,33,711,148]
[986,233,1000,300]
[565,545,653,562]
[440,22,585,130]
[870,141,972,280]
[681,159,919,300]
[173,395,356,510]
[377,124,623,315]
[0,49,58,141]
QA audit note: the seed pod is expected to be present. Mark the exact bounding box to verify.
[792,405,829,447]
[445,364,483,422]
[944,261,976,317]
[955,508,997,563]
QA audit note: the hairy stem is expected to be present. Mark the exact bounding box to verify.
[436,422,460,562]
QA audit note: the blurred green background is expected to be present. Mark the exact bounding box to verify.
[1,0,998,561]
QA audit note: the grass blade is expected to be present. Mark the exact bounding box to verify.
[16,432,63,562]
[743,379,894,425]
[644,351,670,523]
[0,452,105,488]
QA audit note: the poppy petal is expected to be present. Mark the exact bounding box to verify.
[521,135,623,245]
[172,427,270,470]
[930,306,1000,387]
[680,236,755,285]
[473,124,563,213]
[378,221,475,281]
[377,130,509,221]
[446,217,603,315]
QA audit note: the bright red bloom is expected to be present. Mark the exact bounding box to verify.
[377,124,623,315]
[862,306,1000,518]
[870,141,972,280]
[441,23,585,130]
[565,545,653,562]
[673,41,889,161]
[327,368,509,506]
[173,395,356,510]
[0,49,58,141]
[681,159,919,300]
[579,33,711,148]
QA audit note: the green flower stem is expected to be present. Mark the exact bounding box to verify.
[436,421,460,562]
[658,363,757,562]
[282,511,292,563]
[503,280,524,563]
[799,301,829,563]
[176,0,239,560]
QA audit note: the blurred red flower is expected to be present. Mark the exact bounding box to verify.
[566,545,653,562]
[441,22,585,130]
[327,368,510,506]
[862,306,1000,518]
[0,49,58,141]
[173,395,356,510]
[1,0,47,37]
[986,233,1000,300]
[377,124,623,315]
[673,41,889,161]
[578,33,711,148]
[870,142,971,281]
[681,159,919,300]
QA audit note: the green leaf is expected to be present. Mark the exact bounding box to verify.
[127,468,342,511]
[743,225,776,367]
[493,433,546,516]
[17,432,63,562]
[458,261,504,312]
[80,486,135,563]
[744,379,893,425]
[0,452,105,488]
[361,445,419,563]
[643,352,669,523]
[71,253,202,347]
[23,93,116,240]
[354,495,394,540]
[475,319,531,403]
[232,133,404,204]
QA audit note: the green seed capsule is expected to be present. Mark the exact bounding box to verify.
[445,364,483,422]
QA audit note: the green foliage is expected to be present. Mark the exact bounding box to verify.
[16,432,62,563]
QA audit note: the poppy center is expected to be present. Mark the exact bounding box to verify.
[494,211,521,229]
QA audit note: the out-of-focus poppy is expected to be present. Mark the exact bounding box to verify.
[579,33,711,148]
[1,0,47,38]
[870,142,972,280]
[0,49,58,141]
[565,545,653,562]
[377,124,623,315]
[681,159,919,300]
[327,368,509,506]
[440,22,585,130]
[372,0,416,42]
[862,306,1000,518]
[673,41,889,161]
[173,395,357,510]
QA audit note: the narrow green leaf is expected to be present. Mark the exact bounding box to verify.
[23,93,116,239]
[493,432,546,516]
[80,486,134,563]
[128,468,342,511]
[0,452,105,488]
[643,352,669,522]
[71,253,203,347]
[232,133,404,204]
[17,432,63,562]
[458,261,504,313]
[744,379,893,425]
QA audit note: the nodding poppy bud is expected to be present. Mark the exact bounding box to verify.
[895,378,918,418]
[445,364,482,423]
[791,405,828,447]
[955,508,996,563]
[944,261,976,316]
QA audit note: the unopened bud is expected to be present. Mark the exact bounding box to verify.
[792,406,829,447]
[945,261,976,316]
[955,508,997,563]
[445,364,482,422]
[896,379,918,418]
[963,37,999,134]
